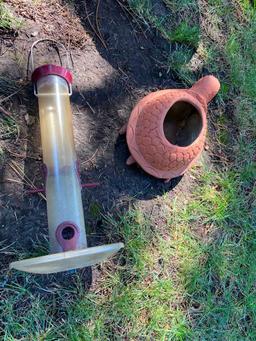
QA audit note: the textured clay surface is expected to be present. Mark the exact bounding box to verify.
[126,76,220,180]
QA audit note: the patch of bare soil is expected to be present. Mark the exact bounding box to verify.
[5,0,89,47]
[0,0,196,288]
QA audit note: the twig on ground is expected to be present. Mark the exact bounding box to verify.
[81,182,100,188]
[4,146,26,159]
[0,105,13,119]
[86,101,96,114]
[95,0,107,49]
[2,178,23,185]
[8,160,46,200]
[0,85,26,104]
[81,148,99,165]
[84,0,107,49]
[115,0,148,39]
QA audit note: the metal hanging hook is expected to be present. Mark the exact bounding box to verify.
[29,39,73,96]
[29,38,73,72]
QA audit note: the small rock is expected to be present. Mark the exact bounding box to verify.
[117,109,127,119]
[31,31,39,37]
[24,114,36,126]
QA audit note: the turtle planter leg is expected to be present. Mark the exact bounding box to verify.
[126,155,136,165]
[119,123,128,135]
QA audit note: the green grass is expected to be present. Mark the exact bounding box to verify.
[128,0,200,47]
[0,3,22,30]
[0,115,18,139]
[1,0,256,340]
[168,21,200,47]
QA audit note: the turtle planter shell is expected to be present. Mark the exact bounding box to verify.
[125,76,220,180]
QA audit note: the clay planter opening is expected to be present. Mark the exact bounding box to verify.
[123,75,220,181]
[163,101,203,147]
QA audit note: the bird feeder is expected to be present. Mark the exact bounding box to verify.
[10,39,123,274]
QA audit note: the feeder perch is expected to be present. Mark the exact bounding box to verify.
[10,40,123,274]
[123,76,220,181]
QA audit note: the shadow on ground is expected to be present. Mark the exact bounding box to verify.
[0,0,190,290]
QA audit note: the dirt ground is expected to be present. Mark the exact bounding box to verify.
[0,0,199,287]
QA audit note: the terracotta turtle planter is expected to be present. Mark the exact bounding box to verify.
[123,75,220,181]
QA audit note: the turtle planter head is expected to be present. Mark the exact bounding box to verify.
[124,76,220,181]
[10,40,123,274]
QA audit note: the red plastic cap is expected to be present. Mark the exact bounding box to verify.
[31,64,73,84]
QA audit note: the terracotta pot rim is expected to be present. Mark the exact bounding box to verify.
[159,94,206,151]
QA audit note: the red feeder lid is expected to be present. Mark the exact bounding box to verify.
[31,64,73,84]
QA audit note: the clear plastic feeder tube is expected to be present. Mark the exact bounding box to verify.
[37,74,86,253]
